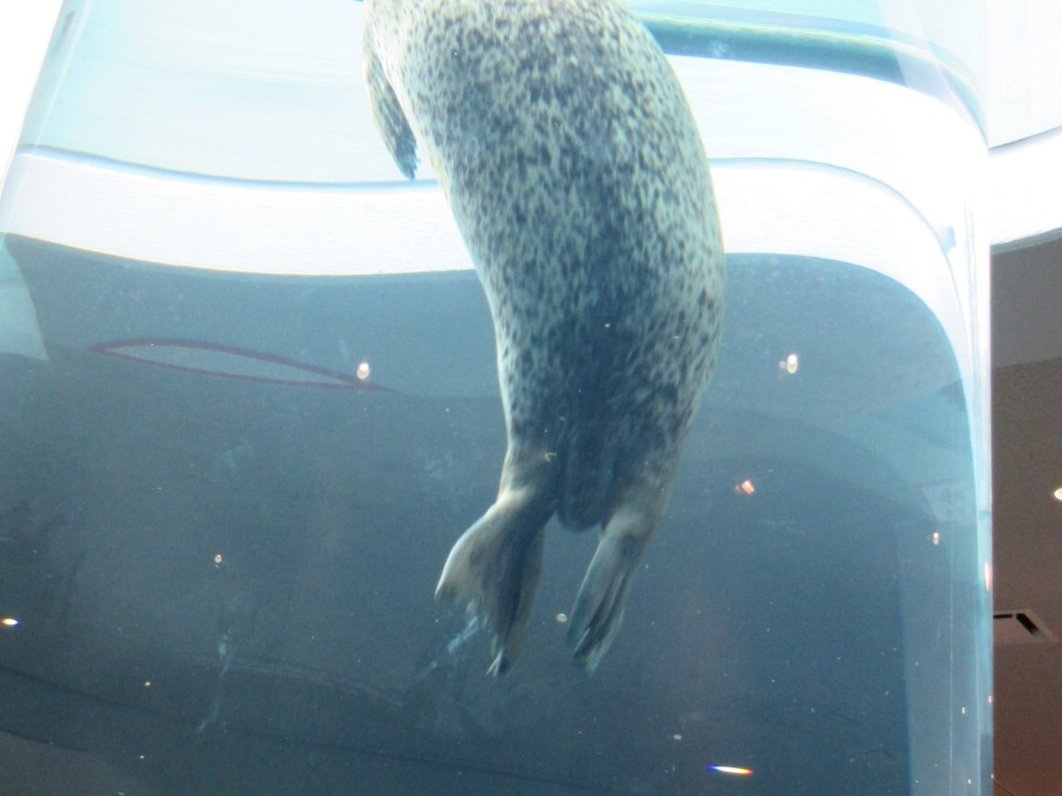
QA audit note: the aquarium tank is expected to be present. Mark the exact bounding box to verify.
[0,0,991,794]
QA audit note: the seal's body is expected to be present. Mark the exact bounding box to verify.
[363,0,723,674]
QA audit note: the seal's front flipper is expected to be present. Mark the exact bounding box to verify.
[436,488,553,676]
[567,506,658,672]
[364,37,418,179]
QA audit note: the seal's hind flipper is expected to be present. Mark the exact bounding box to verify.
[567,506,658,672]
[436,488,553,676]
[364,36,418,179]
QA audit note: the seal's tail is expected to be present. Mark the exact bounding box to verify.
[557,420,613,530]
[435,486,554,676]
[567,486,672,672]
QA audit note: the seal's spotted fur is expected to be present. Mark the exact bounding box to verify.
[364,0,723,674]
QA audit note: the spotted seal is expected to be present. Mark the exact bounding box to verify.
[363,0,724,674]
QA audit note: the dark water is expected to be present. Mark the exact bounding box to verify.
[0,235,986,794]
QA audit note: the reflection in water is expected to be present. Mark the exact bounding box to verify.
[197,628,234,735]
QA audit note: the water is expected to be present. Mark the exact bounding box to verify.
[0,1,990,794]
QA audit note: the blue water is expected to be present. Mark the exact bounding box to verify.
[0,1,989,793]
[0,236,987,794]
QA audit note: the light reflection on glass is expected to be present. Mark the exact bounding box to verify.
[709,765,753,776]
